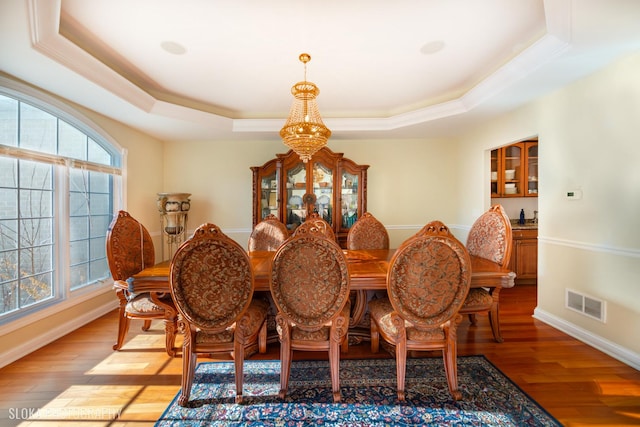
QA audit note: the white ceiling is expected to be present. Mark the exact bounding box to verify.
[2,0,640,143]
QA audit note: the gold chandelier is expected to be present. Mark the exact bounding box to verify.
[280,53,331,163]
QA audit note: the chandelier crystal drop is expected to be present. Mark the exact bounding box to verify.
[280,53,331,163]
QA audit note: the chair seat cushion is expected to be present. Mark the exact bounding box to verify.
[291,326,330,341]
[461,288,493,310]
[369,297,445,341]
[126,293,166,315]
[287,299,351,342]
[196,299,269,344]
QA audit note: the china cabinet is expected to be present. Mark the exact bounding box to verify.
[491,140,538,198]
[251,147,369,247]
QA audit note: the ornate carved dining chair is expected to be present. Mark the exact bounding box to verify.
[346,212,390,330]
[293,211,336,241]
[369,221,471,401]
[170,223,269,405]
[248,214,289,251]
[347,212,389,250]
[270,225,351,403]
[106,210,177,356]
[459,204,513,342]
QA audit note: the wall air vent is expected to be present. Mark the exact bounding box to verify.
[565,289,606,323]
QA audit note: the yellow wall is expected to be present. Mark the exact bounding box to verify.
[162,138,459,250]
[456,52,640,360]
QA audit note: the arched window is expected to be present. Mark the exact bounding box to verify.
[0,78,123,324]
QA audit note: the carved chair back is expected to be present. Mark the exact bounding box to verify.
[346,212,389,250]
[293,212,336,241]
[106,210,155,280]
[387,224,471,329]
[170,223,256,333]
[271,227,349,330]
[248,214,289,251]
[466,204,513,268]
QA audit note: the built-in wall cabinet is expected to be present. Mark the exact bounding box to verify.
[491,140,538,198]
[251,147,369,248]
[509,228,538,285]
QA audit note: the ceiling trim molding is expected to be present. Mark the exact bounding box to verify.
[28,0,157,113]
[27,0,571,134]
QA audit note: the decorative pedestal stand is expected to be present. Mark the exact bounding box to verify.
[157,193,191,260]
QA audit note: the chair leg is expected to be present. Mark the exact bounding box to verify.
[141,319,152,331]
[488,302,503,343]
[277,317,292,400]
[395,339,407,401]
[234,335,245,404]
[329,338,342,403]
[178,334,196,407]
[164,316,178,357]
[113,312,131,351]
[488,288,504,343]
[443,319,462,401]
[258,320,268,354]
[370,318,380,353]
[468,313,478,325]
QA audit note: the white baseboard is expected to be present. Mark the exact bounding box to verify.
[0,301,118,369]
[533,307,640,371]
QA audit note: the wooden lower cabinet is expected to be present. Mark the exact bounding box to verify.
[509,228,538,284]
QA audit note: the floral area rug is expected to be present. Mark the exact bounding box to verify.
[155,356,561,426]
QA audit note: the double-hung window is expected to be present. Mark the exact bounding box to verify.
[0,79,123,324]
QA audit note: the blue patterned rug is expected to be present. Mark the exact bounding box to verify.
[156,356,560,426]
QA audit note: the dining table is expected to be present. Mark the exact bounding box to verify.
[128,249,516,354]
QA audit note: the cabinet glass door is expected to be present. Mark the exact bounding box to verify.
[286,162,306,230]
[341,171,358,228]
[526,143,538,196]
[259,171,278,220]
[503,144,523,196]
[313,163,333,225]
[490,149,499,197]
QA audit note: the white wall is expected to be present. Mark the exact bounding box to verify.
[456,52,640,367]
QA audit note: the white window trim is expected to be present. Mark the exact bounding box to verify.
[0,74,128,333]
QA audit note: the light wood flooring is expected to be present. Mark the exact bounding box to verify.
[1,285,639,426]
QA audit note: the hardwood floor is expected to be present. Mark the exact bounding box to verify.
[1,285,639,426]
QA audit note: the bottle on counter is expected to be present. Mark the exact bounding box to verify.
[519,209,525,225]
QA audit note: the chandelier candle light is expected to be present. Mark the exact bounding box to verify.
[280,53,331,163]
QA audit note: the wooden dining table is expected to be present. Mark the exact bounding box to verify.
[128,249,515,354]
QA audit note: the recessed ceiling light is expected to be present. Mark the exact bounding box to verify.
[420,40,445,55]
[161,41,187,55]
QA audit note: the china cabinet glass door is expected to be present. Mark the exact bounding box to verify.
[490,149,499,197]
[259,171,278,220]
[526,142,538,196]
[503,144,523,197]
[285,162,307,230]
[312,162,334,225]
[341,171,358,228]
